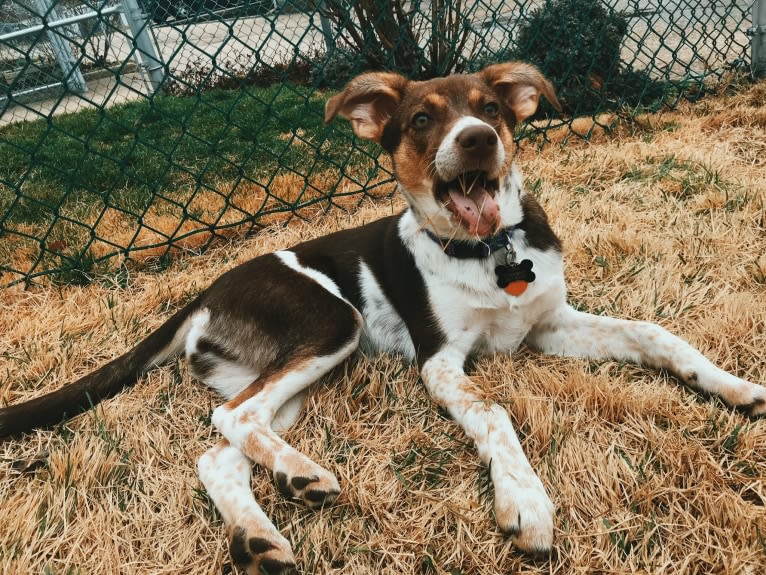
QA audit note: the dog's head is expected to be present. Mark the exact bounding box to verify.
[325,62,560,240]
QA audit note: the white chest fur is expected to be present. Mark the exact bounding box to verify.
[356,210,567,362]
[400,210,567,357]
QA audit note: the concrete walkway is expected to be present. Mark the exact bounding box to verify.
[1,11,325,126]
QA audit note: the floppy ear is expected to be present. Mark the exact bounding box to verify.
[324,72,409,142]
[480,62,562,123]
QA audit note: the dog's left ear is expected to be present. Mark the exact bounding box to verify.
[324,72,409,142]
[481,62,562,123]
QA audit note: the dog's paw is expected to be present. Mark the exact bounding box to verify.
[683,368,766,417]
[733,382,766,418]
[493,467,554,556]
[273,455,340,509]
[229,525,297,575]
[706,372,766,417]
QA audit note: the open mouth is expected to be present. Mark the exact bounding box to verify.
[435,171,500,238]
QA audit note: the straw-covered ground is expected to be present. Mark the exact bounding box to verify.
[1,81,765,575]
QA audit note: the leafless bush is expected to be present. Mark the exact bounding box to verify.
[322,0,478,78]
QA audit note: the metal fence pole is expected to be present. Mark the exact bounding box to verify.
[317,0,335,54]
[120,0,165,93]
[751,0,766,78]
[36,0,87,93]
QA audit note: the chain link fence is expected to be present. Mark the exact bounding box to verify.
[0,0,759,287]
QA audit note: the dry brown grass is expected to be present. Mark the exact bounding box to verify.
[1,82,765,575]
[0,164,393,288]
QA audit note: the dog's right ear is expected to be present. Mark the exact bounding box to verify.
[324,72,408,143]
[481,62,562,123]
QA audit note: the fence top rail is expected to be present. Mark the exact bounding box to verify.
[0,3,123,43]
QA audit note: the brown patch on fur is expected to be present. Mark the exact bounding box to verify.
[424,93,448,110]
[224,356,312,410]
[241,427,283,468]
[468,88,484,107]
[392,139,434,198]
[518,194,562,252]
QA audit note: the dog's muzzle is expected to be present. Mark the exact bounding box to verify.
[433,121,505,237]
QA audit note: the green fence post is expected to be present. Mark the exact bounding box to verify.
[751,0,766,78]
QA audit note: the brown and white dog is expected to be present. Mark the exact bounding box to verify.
[1,63,764,574]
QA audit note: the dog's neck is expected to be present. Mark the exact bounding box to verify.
[423,226,517,259]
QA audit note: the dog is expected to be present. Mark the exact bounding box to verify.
[1,62,764,575]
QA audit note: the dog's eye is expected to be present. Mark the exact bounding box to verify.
[412,112,430,128]
[484,102,500,117]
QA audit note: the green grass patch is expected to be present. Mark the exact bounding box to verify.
[0,83,379,227]
[0,82,390,286]
[620,155,732,201]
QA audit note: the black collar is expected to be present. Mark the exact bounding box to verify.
[424,227,516,259]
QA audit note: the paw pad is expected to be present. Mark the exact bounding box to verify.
[229,527,296,575]
[737,395,766,418]
[274,470,340,508]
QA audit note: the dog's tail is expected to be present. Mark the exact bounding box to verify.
[0,297,201,438]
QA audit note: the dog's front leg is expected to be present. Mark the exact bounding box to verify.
[421,348,554,554]
[527,305,766,415]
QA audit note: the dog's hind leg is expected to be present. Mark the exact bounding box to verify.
[199,440,297,575]
[197,323,360,575]
[187,250,363,498]
[191,251,363,571]
[199,328,360,574]
[212,337,360,509]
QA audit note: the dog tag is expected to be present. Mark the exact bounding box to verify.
[495,259,535,296]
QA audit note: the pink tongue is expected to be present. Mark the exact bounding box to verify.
[447,185,499,237]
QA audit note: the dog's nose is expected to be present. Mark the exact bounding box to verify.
[457,125,498,155]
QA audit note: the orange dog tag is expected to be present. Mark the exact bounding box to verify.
[504,280,529,297]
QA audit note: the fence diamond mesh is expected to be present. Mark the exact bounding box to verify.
[0,0,757,287]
